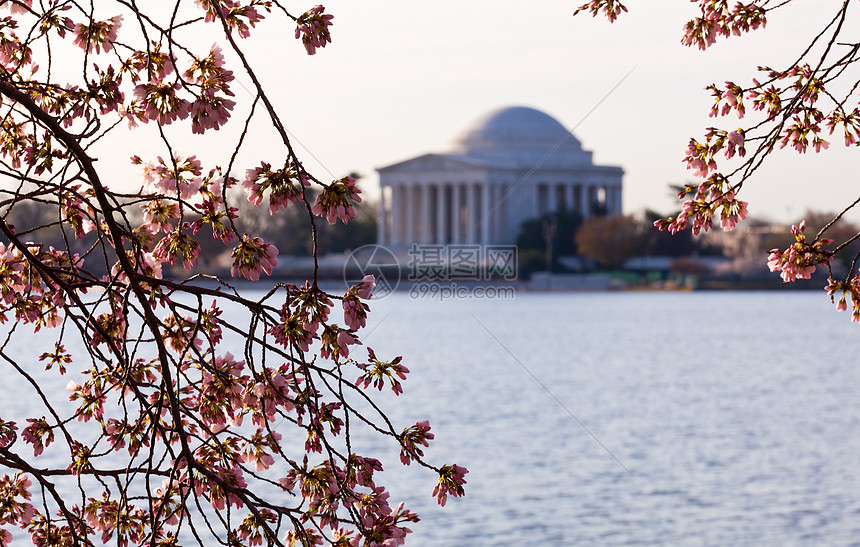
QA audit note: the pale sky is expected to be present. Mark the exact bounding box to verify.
[99,1,860,224]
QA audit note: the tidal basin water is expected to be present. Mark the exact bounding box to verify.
[354,290,860,546]
[5,290,860,546]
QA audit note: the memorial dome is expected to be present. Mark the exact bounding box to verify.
[447,106,590,168]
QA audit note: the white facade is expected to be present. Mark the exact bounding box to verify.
[376,106,623,248]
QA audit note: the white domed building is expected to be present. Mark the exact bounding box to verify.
[376,106,623,248]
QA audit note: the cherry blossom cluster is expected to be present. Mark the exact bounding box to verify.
[666,63,842,240]
[184,46,237,134]
[0,473,34,533]
[196,0,270,39]
[747,77,783,119]
[243,160,309,215]
[295,5,334,55]
[123,42,238,133]
[0,2,467,545]
[319,323,357,361]
[573,0,627,22]
[399,421,435,465]
[230,234,279,281]
[153,230,202,271]
[189,169,238,244]
[0,242,79,331]
[766,221,833,282]
[826,277,860,322]
[60,185,98,238]
[0,15,34,71]
[433,464,469,507]
[355,347,409,396]
[577,1,860,321]
[779,106,829,153]
[825,107,860,146]
[311,176,362,224]
[706,81,745,118]
[342,274,375,329]
[272,450,421,545]
[0,420,14,449]
[681,1,766,50]
[654,175,748,235]
[72,15,122,54]
[134,154,204,199]
[696,63,843,170]
[37,270,462,543]
[141,199,180,234]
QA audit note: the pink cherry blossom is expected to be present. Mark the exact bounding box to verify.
[320,324,358,361]
[0,6,467,544]
[573,0,627,22]
[342,275,374,329]
[718,192,748,231]
[21,418,53,457]
[134,154,203,198]
[356,348,409,395]
[432,464,468,507]
[0,473,34,524]
[295,5,334,55]
[0,0,32,15]
[73,15,122,54]
[190,88,235,134]
[724,130,745,159]
[243,161,309,214]
[152,230,201,270]
[767,221,833,282]
[683,138,717,178]
[268,306,313,352]
[133,82,191,126]
[230,234,278,281]
[311,176,361,224]
[399,421,434,465]
[140,200,179,234]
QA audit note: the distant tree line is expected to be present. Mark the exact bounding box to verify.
[1,181,376,278]
[515,207,718,273]
[515,206,860,276]
[10,184,850,279]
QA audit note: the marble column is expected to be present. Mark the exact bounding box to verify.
[420,184,431,244]
[452,183,461,244]
[565,184,574,214]
[390,184,402,246]
[580,184,591,218]
[402,184,414,246]
[480,182,490,245]
[498,183,509,242]
[378,184,388,245]
[466,182,477,244]
[436,184,446,244]
[613,186,623,215]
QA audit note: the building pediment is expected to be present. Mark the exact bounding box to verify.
[377,153,493,174]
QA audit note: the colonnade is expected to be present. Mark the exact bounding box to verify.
[378,180,622,248]
[378,182,502,248]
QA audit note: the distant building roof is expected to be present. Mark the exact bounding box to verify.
[445,106,591,169]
